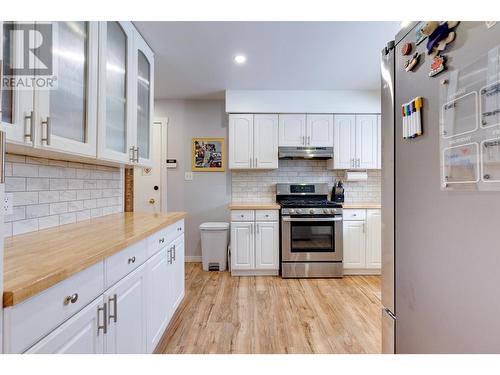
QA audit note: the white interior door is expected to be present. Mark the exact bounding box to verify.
[229,114,253,169]
[334,115,355,169]
[254,114,278,169]
[356,114,378,169]
[255,221,279,270]
[105,264,147,354]
[134,119,166,213]
[343,220,366,269]
[231,222,254,270]
[306,114,333,147]
[278,114,306,146]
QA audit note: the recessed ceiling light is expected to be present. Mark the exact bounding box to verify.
[234,54,246,64]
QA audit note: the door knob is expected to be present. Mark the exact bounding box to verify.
[149,198,155,204]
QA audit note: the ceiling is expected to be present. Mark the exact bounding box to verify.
[134,21,401,100]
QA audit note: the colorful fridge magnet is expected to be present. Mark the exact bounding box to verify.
[404,53,420,72]
[415,22,428,45]
[429,54,446,77]
[401,42,412,56]
[421,21,459,58]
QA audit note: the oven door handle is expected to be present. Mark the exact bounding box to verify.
[282,216,342,222]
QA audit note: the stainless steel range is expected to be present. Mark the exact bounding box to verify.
[277,183,343,278]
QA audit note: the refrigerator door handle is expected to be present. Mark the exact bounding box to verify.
[0,131,5,184]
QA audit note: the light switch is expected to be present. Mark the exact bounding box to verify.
[184,172,193,181]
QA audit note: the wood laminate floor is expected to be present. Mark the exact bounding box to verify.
[155,263,382,354]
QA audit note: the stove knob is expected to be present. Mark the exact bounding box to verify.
[296,209,302,214]
[323,208,330,214]
[289,209,296,214]
[309,208,315,214]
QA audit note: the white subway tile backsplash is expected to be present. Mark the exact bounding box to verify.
[4,153,124,237]
[231,160,381,204]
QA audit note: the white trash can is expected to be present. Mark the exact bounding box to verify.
[200,222,230,271]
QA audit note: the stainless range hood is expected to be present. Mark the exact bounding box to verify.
[278,147,333,160]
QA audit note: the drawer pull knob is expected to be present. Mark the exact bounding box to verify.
[64,293,79,305]
[159,238,165,244]
[178,227,181,231]
[240,214,244,217]
[265,214,269,217]
[128,256,136,264]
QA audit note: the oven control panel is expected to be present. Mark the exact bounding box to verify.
[282,207,342,216]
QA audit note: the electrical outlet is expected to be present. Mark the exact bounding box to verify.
[4,193,13,215]
[184,172,193,181]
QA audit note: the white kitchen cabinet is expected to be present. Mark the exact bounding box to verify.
[146,249,171,353]
[231,210,279,275]
[229,114,278,169]
[343,220,366,269]
[104,264,147,354]
[35,22,99,157]
[306,114,334,147]
[132,30,154,167]
[229,114,253,169]
[365,209,382,269]
[171,235,185,312]
[0,21,35,146]
[25,297,105,354]
[333,115,356,169]
[377,115,382,169]
[343,208,381,274]
[255,221,279,270]
[254,114,279,169]
[332,114,380,170]
[97,21,135,164]
[278,114,306,146]
[231,222,255,270]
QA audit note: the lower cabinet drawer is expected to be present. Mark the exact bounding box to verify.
[230,210,255,221]
[3,261,105,354]
[148,219,185,257]
[105,238,148,288]
[255,210,279,221]
[343,209,367,221]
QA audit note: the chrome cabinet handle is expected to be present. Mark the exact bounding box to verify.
[301,136,305,145]
[256,223,259,234]
[134,146,139,163]
[41,117,51,145]
[159,237,165,244]
[129,146,135,163]
[172,244,176,261]
[63,293,79,305]
[128,256,136,264]
[255,157,258,167]
[168,246,174,264]
[177,227,182,232]
[307,136,310,145]
[108,294,117,323]
[97,302,108,335]
[24,111,34,142]
[356,158,360,168]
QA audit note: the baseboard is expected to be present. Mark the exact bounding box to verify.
[185,256,202,263]
[231,269,279,276]
[344,268,381,276]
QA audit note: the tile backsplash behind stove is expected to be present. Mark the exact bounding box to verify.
[231,160,381,203]
[4,154,124,237]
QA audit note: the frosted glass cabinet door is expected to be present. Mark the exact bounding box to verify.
[0,21,35,145]
[133,33,154,166]
[35,21,98,157]
[98,21,134,164]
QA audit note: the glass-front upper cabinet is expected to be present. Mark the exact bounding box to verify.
[98,21,135,164]
[35,21,98,156]
[0,21,36,145]
[133,32,154,166]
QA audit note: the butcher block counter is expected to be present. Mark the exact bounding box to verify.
[342,202,381,209]
[3,212,187,307]
[228,202,281,210]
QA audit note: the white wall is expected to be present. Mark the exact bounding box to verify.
[225,90,381,114]
[155,99,231,260]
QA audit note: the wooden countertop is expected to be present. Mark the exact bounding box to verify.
[228,203,281,210]
[342,203,381,209]
[3,212,187,307]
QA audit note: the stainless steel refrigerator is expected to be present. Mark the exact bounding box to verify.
[381,21,500,353]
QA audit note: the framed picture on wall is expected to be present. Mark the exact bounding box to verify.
[192,138,225,172]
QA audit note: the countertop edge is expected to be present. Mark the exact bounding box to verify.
[228,203,281,210]
[342,203,382,209]
[3,212,187,308]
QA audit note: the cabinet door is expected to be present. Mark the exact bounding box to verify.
[278,114,306,147]
[171,235,185,312]
[133,32,154,167]
[366,209,382,269]
[334,115,355,169]
[146,249,171,353]
[229,114,253,169]
[35,22,98,157]
[356,114,379,169]
[306,114,333,147]
[98,21,135,164]
[255,221,279,270]
[377,115,381,169]
[105,264,147,354]
[254,114,278,169]
[1,21,35,145]
[230,222,254,270]
[25,297,105,354]
[343,220,366,269]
